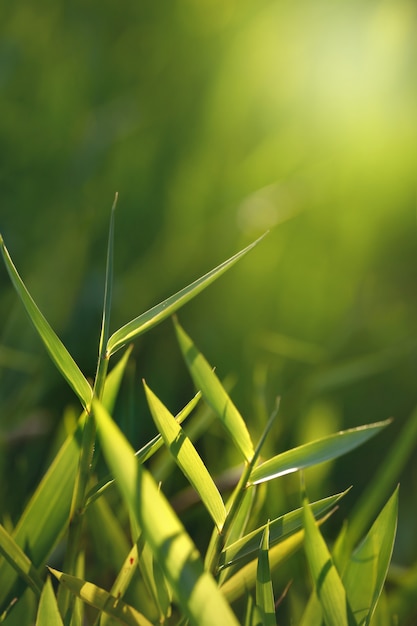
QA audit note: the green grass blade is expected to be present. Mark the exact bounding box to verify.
[174,319,254,462]
[106,233,266,357]
[303,497,354,626]
[93,399,239,626]
[97,193,117,363]
[219,491,348,571]
[0,524,43,596]
[249,420,391,485]
[36,577,64,626]
[0,235,92,410]
[256,523,276,626]
[0,421,83,606]
[49,568,152,626]
[340,406,417,558]
[144,381,226,530]
[342,488,398,626]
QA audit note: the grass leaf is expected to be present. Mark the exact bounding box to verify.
[106,233,266,357]
[342,487,398,626]
[303,497,354,626]
[174,319,254,462]
[0,235,92,410]
[144,381,226,530]
[256,523,276,626]
[93,399,240,626]
[249,420,391,485]
[49,568,152,626]
[36,577,64,626]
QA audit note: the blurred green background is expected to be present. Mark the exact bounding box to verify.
[1,0,416,594]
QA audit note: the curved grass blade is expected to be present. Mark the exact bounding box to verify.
[49,568,153,626]
[342,487,398,626]
[93,399,239,626]
[0,524,43,596]
[144,381,226,531]
[219,490,348,571]
[174,319,254,462]
[303,497,354,626]
[256,523,276,626]
[0,235,92,410]
[106,233,267,357]
[249,420,391,485]
[36,577,64,626]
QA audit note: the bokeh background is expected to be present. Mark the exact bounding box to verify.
[1,0,416,618]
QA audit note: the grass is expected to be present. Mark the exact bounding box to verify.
[0,200,413,625]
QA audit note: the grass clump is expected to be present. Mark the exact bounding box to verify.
[0,198,406,625]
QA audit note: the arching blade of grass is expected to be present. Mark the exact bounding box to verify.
[219,490,348,571]
[49,568,153,626]
[303,497,355,626]
[106,233,267,357]
[0,235,92,410]
[144,381,226,531]
[248,420,391,485]
[93,399,239,626]
[174,319,254,462]
[0,524,43,596]
[36,577,64,626]
[342,487,398,626]
[256,523,276,626]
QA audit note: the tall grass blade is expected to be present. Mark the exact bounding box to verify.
[256,523,276,626]
[49,568,152,626]
[144,381,226,530]
[249,420,391,485]
[93,399,239,626]
[97,193,117,365]
[174,319,254,462]
[0,235,92,410]
[36,577,64,626]
[340,405,417,558]
[106,233,266,357]
[303,497,354,626]
[342,487,398,626]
